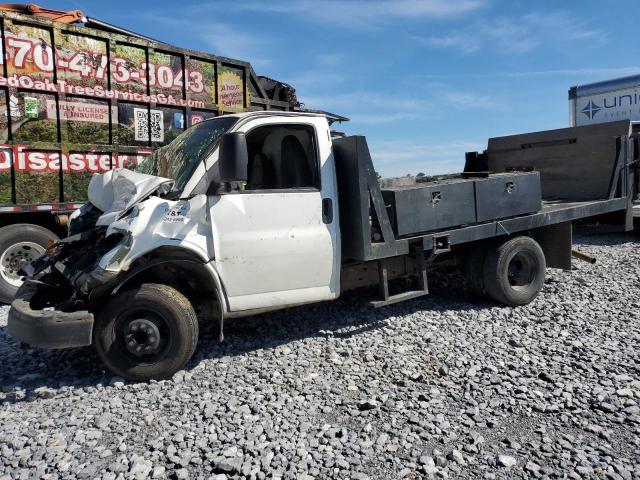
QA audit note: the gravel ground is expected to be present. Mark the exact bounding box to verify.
[1,234,639,480]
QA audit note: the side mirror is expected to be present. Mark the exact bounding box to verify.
[218,132,248,183]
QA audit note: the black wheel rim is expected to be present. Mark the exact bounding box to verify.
[114,308,171,363]
[507,251,536,290]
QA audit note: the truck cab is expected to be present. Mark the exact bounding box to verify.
[92,111,343,314]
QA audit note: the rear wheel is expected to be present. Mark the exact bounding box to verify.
[0,224,58,304]
[93,283,199,381]
[482,236,545,306]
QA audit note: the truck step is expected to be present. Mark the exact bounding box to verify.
[369,289,429,308]
[371,247,430,308]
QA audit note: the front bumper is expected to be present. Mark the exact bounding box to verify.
[8,281,94,349]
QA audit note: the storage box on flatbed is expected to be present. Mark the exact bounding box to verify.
[382,178,476,236]
[381,172,541,237]
[474,172,541,222]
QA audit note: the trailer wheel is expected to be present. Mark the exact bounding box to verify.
[482,236,545,306]
[0,224,58,304]
[94,283,199,382]
[464,244,489,298]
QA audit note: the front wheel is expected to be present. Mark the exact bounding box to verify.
[93,283,199,381]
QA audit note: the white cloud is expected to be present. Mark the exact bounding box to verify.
[284,71,349,90]
[303,91,421,124]
[303,86,490,173]
[369,139,485,176]
[501,67,640,79]
[316,53,345,67]
[200,24,273,67]
[235,0,486,28]
[417,12,605,55]
[140,14,273,66]
[407,66,640,80]
[414,34,480,54]
[351,112,424,125]
[438,91,501,110]
[301,87,502,125]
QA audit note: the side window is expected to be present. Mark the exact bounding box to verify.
[245,124,319,190]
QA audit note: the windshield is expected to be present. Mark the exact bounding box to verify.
[137,116,237,194]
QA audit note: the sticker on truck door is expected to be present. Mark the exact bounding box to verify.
[163,201,190,223]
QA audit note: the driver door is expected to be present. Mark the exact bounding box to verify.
[209,118,340,312]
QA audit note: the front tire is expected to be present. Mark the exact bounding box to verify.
[482,236,545,306]
[0,224,58,304]
[93,283,199,381]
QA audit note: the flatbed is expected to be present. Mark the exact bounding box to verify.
[331,127,635,306]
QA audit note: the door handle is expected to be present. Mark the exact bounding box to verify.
[322,198,333,224]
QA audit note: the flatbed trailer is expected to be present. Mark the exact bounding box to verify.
[7,112,638,380]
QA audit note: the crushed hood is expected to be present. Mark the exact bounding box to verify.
[87,168,173,226]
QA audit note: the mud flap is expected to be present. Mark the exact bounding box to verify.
[533,221,572,270]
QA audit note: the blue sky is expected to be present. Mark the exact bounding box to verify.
[47,0,640,176]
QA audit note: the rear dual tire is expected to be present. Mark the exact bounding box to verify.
[465,236,545,306]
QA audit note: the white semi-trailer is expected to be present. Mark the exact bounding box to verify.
[569,74,640,131]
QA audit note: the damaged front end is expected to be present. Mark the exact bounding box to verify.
[8,168,174,349]
[22,211,127,306]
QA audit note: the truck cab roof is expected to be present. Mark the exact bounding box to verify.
[195,110,348,130]
[218,110,348,124]
[224,111,327,120]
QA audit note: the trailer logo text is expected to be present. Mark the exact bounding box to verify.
[581,100,601,120]
[0,74,205,109]
[577,86,640,126]
[0,145,151,173]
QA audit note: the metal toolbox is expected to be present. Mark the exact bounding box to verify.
[474,172,541,222]
[382,178,477,236]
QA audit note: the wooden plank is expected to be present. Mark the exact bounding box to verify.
[486,121,631,200]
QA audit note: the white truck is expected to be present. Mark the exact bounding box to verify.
[7,112,637,381]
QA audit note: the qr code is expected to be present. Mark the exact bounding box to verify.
[134,108,164,142]
[150,111,163,142]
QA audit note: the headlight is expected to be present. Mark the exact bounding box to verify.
[98,233,131,271]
